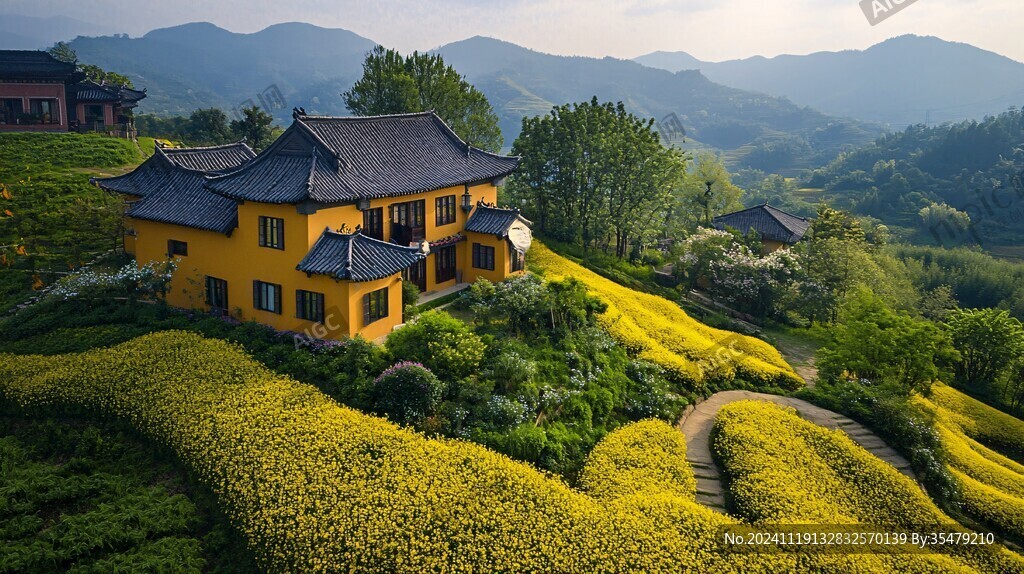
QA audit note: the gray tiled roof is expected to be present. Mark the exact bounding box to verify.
[161,143,256,173]
[207,112,520,204]
[713,203,810,244]
[93,143,254,197]
[465,205,533,237]
[123,169,237,234]
[297,229,426,282]
[92,144,254,234]
[0,50,79,80]
[69,80,147,107]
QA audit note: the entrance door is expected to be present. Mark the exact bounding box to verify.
[390,200,425,245]
[402,259,427,292]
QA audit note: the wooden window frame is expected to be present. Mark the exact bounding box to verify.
[435,244,457,284]
[258,216,285,250]
[167,239,188,257]
[362,207,384,240]
[363,287,389,326]
[435,195,456,226]
[253,280,283,314]
[511,246,525,272]
[205,276,228,312]
[472,243,495,271]
[296,290,325,323]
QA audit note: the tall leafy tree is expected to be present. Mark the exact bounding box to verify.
[508,98,686,257]
[343,46,502,152]
[48,43,133,87]
[187,108,232,145]
[672,151,743,229]
[230,106,274,151]
[945,308,1024,391]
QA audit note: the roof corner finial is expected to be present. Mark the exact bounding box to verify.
[292,107,303,119]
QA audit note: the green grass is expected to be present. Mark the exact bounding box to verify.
[0,413,258,573]
[0,133,143,313]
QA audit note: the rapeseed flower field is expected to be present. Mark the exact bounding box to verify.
[915,384,1024,541]
[713,400,1024,573]
[2,333,1020,572]
[529,242,803,390]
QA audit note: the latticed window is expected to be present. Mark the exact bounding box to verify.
[253,280,282,314]
[436,195,456,226]
[296,290,325,323]
[363,287,389,325]
[258,216,284,249]
[206,277,228,312]
[472,243,495,271]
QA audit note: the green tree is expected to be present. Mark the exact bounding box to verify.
[818,287,956,393]
[945,308,1024,391]
[230,106,274,151]
[48,43,133,87]
[372,362,445,425]
[343,46,502,152]
[675,151,743,228]
[187,108,232,145]
[47,41,77,63]
[508,98,686,257]
[385,310,486,381]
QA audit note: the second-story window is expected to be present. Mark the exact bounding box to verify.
[259,216,285,250]
[436,195,456,226]
[363,207,384,240]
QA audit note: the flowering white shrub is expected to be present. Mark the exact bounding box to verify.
[48,259,177,301]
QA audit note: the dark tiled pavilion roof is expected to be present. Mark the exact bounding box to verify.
[160,143,256,173]
[465,204,533,237]
[713,203,810,244]
[207,111,520,204]
[297,229,427,282]
[68,80,147,108]
[92,143,255,234]
[94,142,255,197]
[0,50,80,81]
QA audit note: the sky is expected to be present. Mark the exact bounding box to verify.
[6,0,1024,62]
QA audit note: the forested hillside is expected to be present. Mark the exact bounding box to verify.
[806,107,1024,247]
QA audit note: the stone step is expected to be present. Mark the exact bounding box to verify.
[695,477,723,495]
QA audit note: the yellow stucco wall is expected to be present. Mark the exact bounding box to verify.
[128,181,517,340]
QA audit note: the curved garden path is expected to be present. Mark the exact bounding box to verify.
[677,391,917,512]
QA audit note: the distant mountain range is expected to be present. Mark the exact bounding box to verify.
[46,22,882,173]
[635,35,1024,128]
[0,14,117,50]
[6,21,1022,173]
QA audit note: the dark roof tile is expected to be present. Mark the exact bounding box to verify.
[208,112,519,204]
[464,204,532,237]
[713,203,810,244]
[161,142,256,173]
[0,50,79,80]
[297,230,426,281]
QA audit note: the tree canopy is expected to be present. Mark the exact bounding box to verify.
[508,98,687,258]
[343,46,503,152]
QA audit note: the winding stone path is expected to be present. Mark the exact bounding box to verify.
[677,390,917,512]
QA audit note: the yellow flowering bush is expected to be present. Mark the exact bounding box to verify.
[579,419,695,502]
[713,400,1024,573]
[926,383,1024,455]
[529,242,803,389]
[913,384,1024,541]
[1,331,791,573]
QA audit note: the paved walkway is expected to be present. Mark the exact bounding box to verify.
[418,282,470,306]
[677,390,916,512]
